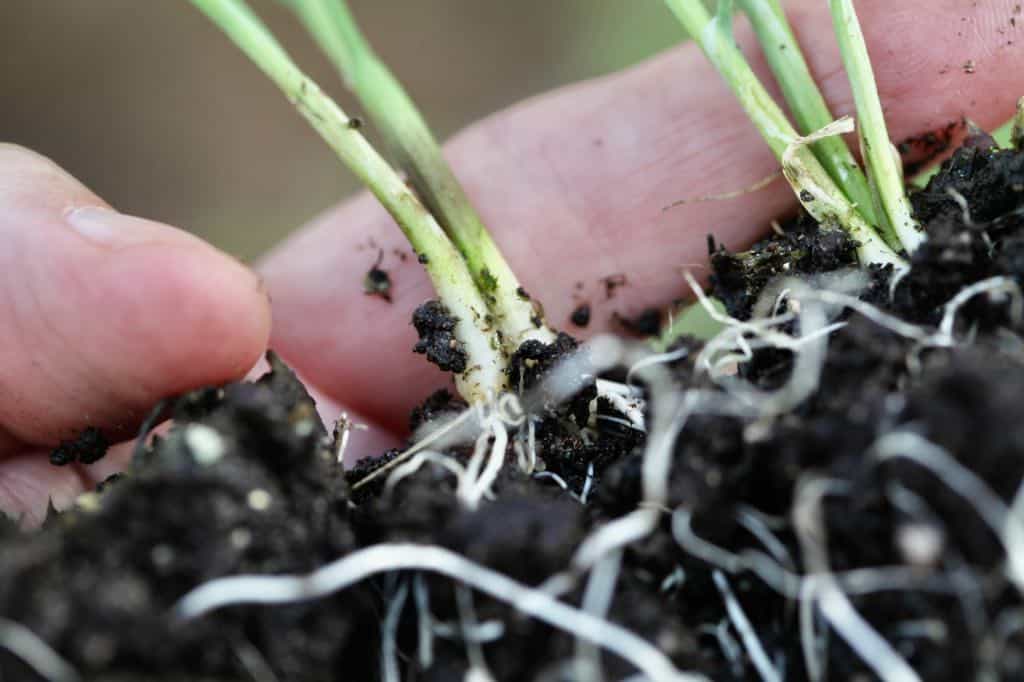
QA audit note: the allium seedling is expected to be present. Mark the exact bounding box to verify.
[191,0,507,402]
[662,0,906,268]
[282,0,556,352]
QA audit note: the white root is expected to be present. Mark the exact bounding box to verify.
[233,640,279,682]
[431,619,505,643]
[385,451,466,494]
[413,574,434,669]
[579,462,596,504]
[175,543,708,682]
[533,471,571,492]
[575,550,624,680]
[938,276,1023,341]
[871,430,1024,593]
[595,379,647,431]
[381,581,409,682]
[809,576,921,682]
[455,585,493,680]
[0,617,81,682]
[799,579,825,682]
[330,265,1024,680]
[353,407,480,491]
[712,570,782,682]
[792,476,922,682]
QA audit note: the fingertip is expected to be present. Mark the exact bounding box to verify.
[0,149,272,446]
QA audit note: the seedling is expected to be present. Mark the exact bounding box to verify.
[737,0,883,241]
[663,0,924,268]
[281,0,555,352]
[191,0,553,405]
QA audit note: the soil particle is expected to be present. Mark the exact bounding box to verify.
[411,299,468,373]
[570,302,591,327]
[362,250,392,302]
[2,354,369,681]
[49,426,109,466]
[506,332,579,393]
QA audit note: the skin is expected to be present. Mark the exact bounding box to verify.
[2,0,1022,524]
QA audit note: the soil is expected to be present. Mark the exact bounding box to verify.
[4,137,1024,681]
[411,300,468,373]
[49,427,110,467]
[570,303,591,328]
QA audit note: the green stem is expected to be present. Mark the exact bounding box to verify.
[1013,97,1024,151]
[191,0,506,402]
[662,0,903,267]
[737,0,899,249]
[828,0,922,254]
[286,0,555,349]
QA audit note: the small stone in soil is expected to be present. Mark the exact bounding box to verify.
[411,300,468,373]
[49,426,109,466]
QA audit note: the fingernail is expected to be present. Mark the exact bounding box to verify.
[65,206,170,248]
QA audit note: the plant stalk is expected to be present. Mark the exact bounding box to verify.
[662,0,903,268]
[737,0,897,248]
[190,0,506,402]
[1013,97,1024,151]
[285,0,555,349]
[828,0,923,254]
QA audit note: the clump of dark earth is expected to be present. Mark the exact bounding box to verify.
[506,331,579,393]
[411,299,467,373]
[49,426,109,466]
[5,139,1024,681]
[570,302,591,327]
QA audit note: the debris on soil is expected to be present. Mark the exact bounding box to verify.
[362,250,392,302]
[49,426,109,466]
[411,299,468,373]
[570,302,591,327]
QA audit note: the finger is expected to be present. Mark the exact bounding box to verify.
[0,441,135,527]
[0,144,272,454]
[260,0,1024,431]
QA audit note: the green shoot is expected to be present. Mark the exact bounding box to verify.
[662,0,904,268]
[828,0,923,254]
[190,0,506,402]
[737,0,896,248]
[1013,97,1024,150]
[282,0,555,350]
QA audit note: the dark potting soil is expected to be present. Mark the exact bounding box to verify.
[411,300,468,374]
[4,138,1024,681]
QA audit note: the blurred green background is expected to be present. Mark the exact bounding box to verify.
[1,1,681,261]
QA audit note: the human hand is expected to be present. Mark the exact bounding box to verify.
[2,0,1020,522]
